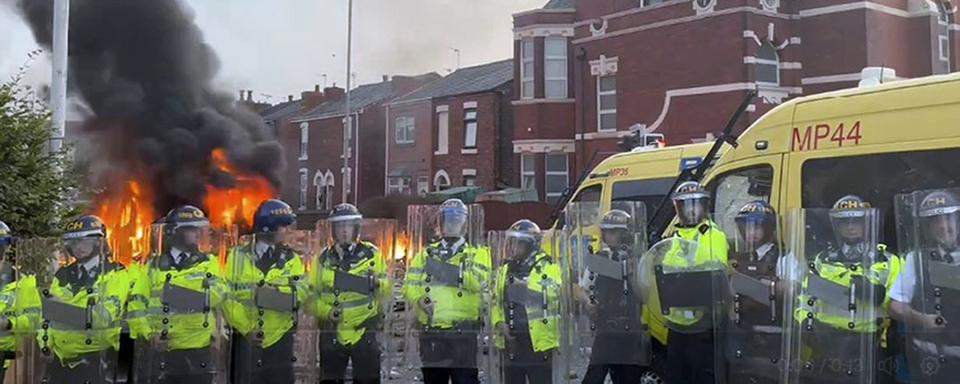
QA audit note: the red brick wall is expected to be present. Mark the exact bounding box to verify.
[432,92,501,190]
[357,105,386,204]
[386,100,433,195]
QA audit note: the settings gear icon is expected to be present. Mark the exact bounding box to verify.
[921,356,941,376]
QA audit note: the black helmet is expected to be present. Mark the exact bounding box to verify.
[734,200,777,251]
[63,215,107,240]
[253,199,297,233]
[328,203,363,245]
[164,205,210,233]
[506,219,541,259]
[672,181,709,226]
[438,198,469,239]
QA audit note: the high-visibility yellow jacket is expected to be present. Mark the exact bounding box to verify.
[402,241,491,328]
[491,251,561,353]
[1,273,40,354]
[307,241,389,346]
[657,221,729,329]
[224,243,306,348]
[126,251,227,351]
[38,262,130,362]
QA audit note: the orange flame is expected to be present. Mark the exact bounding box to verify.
[95,179,157,265]
[204,148,275,231]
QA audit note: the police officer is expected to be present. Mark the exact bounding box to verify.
[579,209,648,384]
[225,199,306,384]
[0,220,39,384]
[792,195,901,383]
[35,215,130,383]
[662,181,729,384]
[402,198,492,384]
[724,201,788,384]
[127,205,228,384]
[890,190,960,381]
[492,220,560,384]
[310,203,388,384]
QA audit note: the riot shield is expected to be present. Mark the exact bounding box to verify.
[782,208,885,384]
[310,219,393,382]
[131,223,232,384]
[893,189,960,383]
[227,231,317,384]
[487,229,565,384]
[643,233,727,383]
[561,202,652,383]
[719,204,788,383]
[401,203,490,381]
[16,236,125,384]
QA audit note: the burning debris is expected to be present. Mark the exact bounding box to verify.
[14,0,284,262]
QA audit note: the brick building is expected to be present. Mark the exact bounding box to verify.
[385,60,514,196]
[259,85,327,138]
[280,74,438,214]
[511,0,958,203]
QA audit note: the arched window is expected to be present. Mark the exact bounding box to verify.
[434,170,451,191]
[314,171,326,210]
[756,42,780,86]
[324,172,336,210]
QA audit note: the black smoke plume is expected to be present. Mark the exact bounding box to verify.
[15,0,284,215]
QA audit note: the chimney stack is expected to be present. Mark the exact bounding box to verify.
[323,86,346,101]
[239,90,245,101]
[246,90,253,101]
[288,95,294,102]
[314,84,320,92]
[382,75,390,82]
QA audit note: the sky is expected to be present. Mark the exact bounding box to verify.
[0,0,545,105]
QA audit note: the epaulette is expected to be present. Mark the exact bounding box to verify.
[698,224,710,235]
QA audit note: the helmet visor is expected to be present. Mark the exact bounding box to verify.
[506,231,536,259]
[922,212,960,249]
[439,209,468,238]
[332,219,360,245]
[674,198,708,226]
[735,218,774,254]
[65,237,104,261]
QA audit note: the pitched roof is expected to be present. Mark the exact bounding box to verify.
[543,0,575,9]
[296,73,438,121]
[391,60,513,104]
[259,99,302,121]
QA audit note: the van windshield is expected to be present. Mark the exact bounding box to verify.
[801,148,960,253]
[611,177,676,223]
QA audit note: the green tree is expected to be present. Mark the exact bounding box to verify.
[0,76,79,239]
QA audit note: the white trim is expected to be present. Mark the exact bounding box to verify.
[544,36,569,99]
[575,130,633,140]
[597,74,617,133]
[642,83,801,133]
[589,55,619,76]
[940,35,951,62]
[746,104,757,112]
[433,170,451,190]
[800,73,863,85]
[693,0,717,15]
[520,153,536,191]
[573,7,795,45]
[511,98,576,105]
[781,61,802,69]
[520,38,535,100]
[435,105,449,113]
[514,24,575,40]
[298,122,309,161]
[436,109,449,155]
[462,169,477,176]
[799,2,922,18]
[789,37,802,45]
[513,139,576,153]
[951,23,960,31]
[461,148,478,155]
[462,101,478,109]
[512,8,574,18]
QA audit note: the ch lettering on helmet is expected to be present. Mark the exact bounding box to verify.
[270,207,294,216]
[837,199,871,210]
[65,221,86,231]
[922,196,947,209]
[178,210,205,219]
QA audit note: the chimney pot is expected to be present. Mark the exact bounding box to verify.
[239,90,245,100]
[246,90,253,101]
[382,75,389,82]
[288,95,294,102]
[315,84,320,92]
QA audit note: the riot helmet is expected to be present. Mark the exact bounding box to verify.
[829,195,873,259]
[506,219,541,262]
[734,200,777,254]
[438,198,468,240]
[599,209,633,248]
[164,205,210,252]
[918,191,960,251]
[328,203,363,246]
[673,181,710,227]
[253,199,297,245]
[63,215,108,262]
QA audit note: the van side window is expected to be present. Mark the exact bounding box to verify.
[611,177,675,223]
[561,184,602,228]
[709,166,774,243]
[801,148,960,252]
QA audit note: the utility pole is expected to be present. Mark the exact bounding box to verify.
[342,0,353,204]
[50,0,70,156]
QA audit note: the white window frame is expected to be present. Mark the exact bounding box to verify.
[395,116,415,145]
[434,170,451,191]
[597,75,617,132]
[520,39,535,99]
[314,171,325,210]
[298,168,308,210]
[756,43,781,86]
[387,176,411,195]
[463,108,478,149]
[299,122,309,160]
[464,175,477,187]
[324,172,335,210]
[436,110,449,154]
[544,153,568,205]
[520,154,536,191]
[417,176,430,196]
[940,35,951,62]
[544,37,568,99]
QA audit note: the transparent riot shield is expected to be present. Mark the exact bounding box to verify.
[782,208,885,384]
[894,189,960,383]
[487,229,565,384]
[310,219,393,382]
[227,230,317,384]
[642,233,727,383]
[131,223,232,384]
[401,203,489,381]
[16,236,125,384]
[560,202,652,383]
[722,208,788,383]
